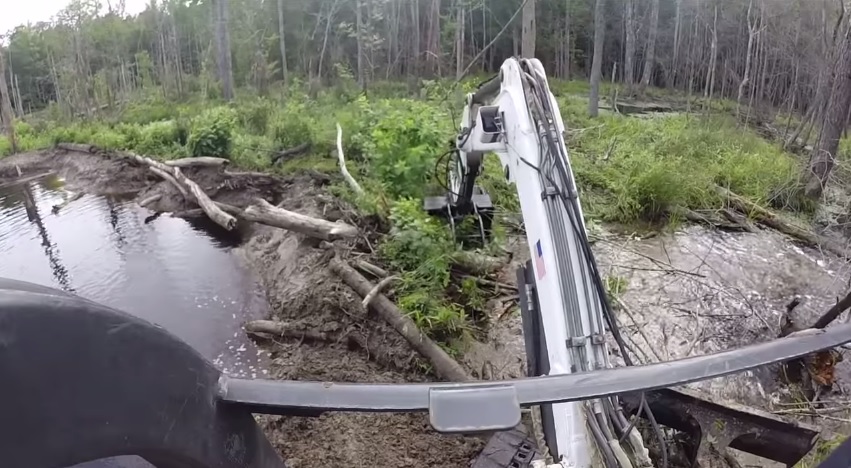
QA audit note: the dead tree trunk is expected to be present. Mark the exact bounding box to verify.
[737,0,757,115]
[455,1,466,79]
[356,0,366,88]
[0,52,18,154]
[805,24,851,199]
[124,152,236,230]
[521,0,536,57]
[277,0,289,85]
[624,0,636,90]
[243,199,358,240]
[672,0,683,85]
[640,0,660,89]
[704,6,718,102]
[588,0,606,117]
[214,0,234,101]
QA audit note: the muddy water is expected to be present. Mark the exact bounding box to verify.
[0,175,270,379]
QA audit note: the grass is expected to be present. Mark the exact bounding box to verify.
[563,110,801,223]
[0,78,812,344]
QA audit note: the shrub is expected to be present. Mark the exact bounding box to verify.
[188,107,237,157]
[238,99,274,135]
[88,127,127,151]
[136,120,181,155]
[380,198,454,282]
[0,137,10,157]
[231,133,274,169]
[269,108,314,151]
[368,100,448,199]
[121,98,176,125]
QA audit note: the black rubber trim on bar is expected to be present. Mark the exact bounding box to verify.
[471,75,501,105]
[221,325,851,414]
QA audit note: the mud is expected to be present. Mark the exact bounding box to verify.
[236,185,486,467]
[0,148,485,468]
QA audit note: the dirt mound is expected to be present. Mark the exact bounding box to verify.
[238,182,486,468]
[0,148,485,467]
[0,148,148,195]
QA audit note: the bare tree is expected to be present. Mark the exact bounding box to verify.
[805,22,851,199]
[456,0,466,78]
[589,0,606,117]
[356,0,365,88]
[522,0,536,57]
[0,51,17,153]
[624,0,636,90]
[737,0,757,113]
[640,0,660,88]
[214,0,234,101]
[277,0,288,86]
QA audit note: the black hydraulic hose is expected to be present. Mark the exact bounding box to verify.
[519,65,672,466]
[586,406,622,468]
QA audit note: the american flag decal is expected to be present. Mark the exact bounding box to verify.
[535,240,546,280]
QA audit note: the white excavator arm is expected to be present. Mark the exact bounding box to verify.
[421,57,846,468]
[451,57,623,467]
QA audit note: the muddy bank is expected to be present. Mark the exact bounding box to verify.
[0,148,485,467]
[235,182,486,467]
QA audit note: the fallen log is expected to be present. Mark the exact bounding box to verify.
[330,258,471,382]
[124,152,236,231]
[149,167,189,199]
[138,194,162,208]
[165,157,229,168]
[715,185,850,259]
[224,169,279,179]
[451,250,505,275]
[336,123,364,195]
[243,198,358,241]
[244,320,330,341]
[56,142,95,153]
[271,141,311,164]
[354,259,389,278]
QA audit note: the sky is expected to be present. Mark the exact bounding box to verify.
[1,0,149,36]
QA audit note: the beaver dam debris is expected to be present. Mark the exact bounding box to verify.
[2,145,851,467]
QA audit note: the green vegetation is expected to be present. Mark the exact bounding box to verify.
[797,436,847,468]
[0,79,815,343]
[561,101,801,224]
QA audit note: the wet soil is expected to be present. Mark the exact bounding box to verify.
[0,148,485,468]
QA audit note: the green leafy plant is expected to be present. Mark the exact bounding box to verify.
[188,107,237,157]
[368,100,448,199]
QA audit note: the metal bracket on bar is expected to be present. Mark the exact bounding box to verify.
[541,186,559,200]
[590,334,606,345]
[566,336,586,347]
[429,385,521,433]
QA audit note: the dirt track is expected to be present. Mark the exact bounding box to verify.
[0,148,486,467]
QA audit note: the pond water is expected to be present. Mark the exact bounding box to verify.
[0,174,270,379]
